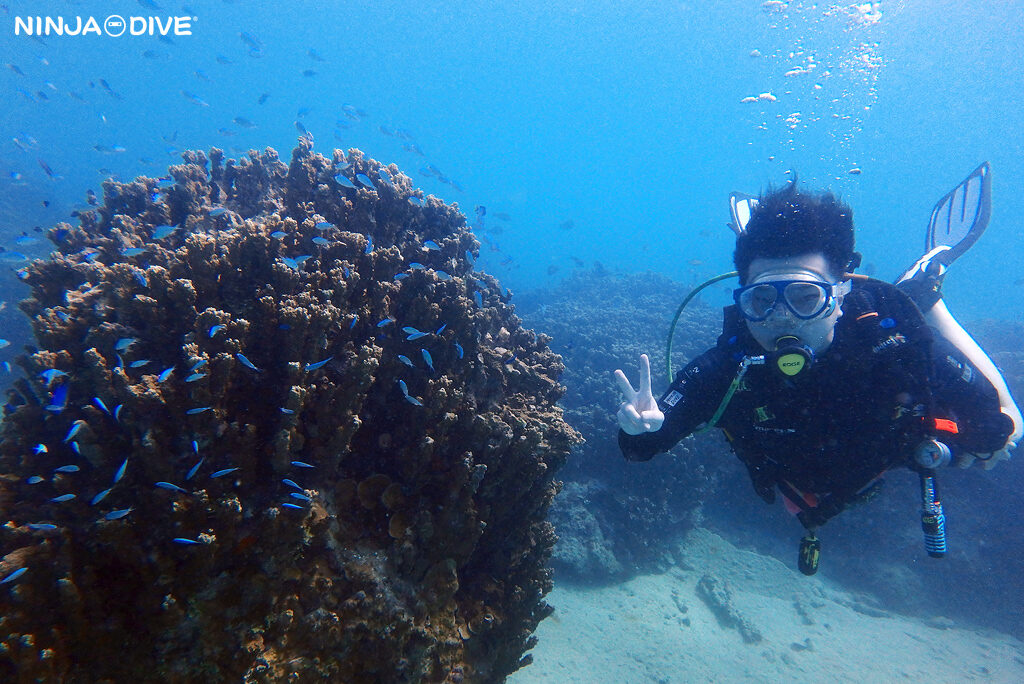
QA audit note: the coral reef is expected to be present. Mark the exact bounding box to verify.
[0,140,580,682]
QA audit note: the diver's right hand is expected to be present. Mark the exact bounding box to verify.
[614,353,665,435]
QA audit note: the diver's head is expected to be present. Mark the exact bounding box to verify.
[733,182,856,354]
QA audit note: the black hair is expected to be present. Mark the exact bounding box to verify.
[733,180,856,285]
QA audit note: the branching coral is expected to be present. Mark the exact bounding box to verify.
[0,140,580,683]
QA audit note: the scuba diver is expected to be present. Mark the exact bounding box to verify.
[613,164,1022,575]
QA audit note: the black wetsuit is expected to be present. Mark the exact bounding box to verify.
[619,278,1013,528]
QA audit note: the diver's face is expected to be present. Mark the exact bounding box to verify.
[744,254,844,354]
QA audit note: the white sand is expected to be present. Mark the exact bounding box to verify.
[511,528,1024,683]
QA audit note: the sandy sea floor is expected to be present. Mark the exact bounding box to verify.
[509,528,1024,683]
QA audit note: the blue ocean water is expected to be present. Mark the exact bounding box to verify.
[3,0,1022,320]
[2,0,1024,672]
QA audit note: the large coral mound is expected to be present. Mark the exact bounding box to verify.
[0,141,580,683]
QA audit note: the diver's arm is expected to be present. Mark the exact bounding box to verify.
[617,347,729,461]
[929,335,1016,465]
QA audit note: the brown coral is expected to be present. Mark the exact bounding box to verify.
[0,140,580,683]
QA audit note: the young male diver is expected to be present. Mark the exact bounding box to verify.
[614,164,1021,575]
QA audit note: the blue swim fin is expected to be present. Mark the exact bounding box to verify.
[727,191,758,236]
[898,162,991,285]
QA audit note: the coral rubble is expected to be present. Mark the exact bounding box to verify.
[0,140,580,682]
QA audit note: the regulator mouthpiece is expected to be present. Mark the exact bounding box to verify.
[773,335,814,377]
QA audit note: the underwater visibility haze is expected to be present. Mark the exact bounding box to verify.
[1,0,1024,681]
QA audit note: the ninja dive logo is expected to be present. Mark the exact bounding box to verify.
[14,15,195,37]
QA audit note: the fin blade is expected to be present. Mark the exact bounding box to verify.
[729,192,758,235]
[926,162,991,266]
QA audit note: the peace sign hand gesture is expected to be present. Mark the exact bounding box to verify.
[614,353,665,435]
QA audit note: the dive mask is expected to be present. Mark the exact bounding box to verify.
[734,278,851,322]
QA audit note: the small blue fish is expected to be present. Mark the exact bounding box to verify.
[104,508,132,520]
[398,355,414,367]
[282,479,302,490]
[54,465,80,473]
[290,460,315,468]
[1,567,27,584]
[210,467,239,478]
[454,342,464,359]
[114,458,128,483]
[114,404,124,421]
[334,173,357,189]
[315,221,334,230]
[312,237,329,246]
[158,367,174,382]
[94,397,110,414]
[122,247,146,257]
[155,482,188,493]
[304,356,333,372]
[365,236,373,254]
[280,407,295,414]
[423,240,441,251]
[402,326,421,335]
[209,324,226,337]
[270,231,287,239]
[474,291,484,308]
[349,316,358,328]
[134,271,149,287]
[190,359,208,371]
[64,421,84,443]
[185,373,206,383]
[186,407,211,415]
[70,442,81,455]
[282,503,304,510]
[409,262,425,270]
[436,323,447,334]
[129,359,151,368]
[28,523,57,530]
[505,354,517,365]
[290,492,312,502]
[436,270,452,281]
[40,369,68,384]
[394,273,409,281]
[208,206,228,217]
[172,537,201,545]
[26,476,44,484]
[282,257,299,270]
[355,173,376,190]
[407,331,430,341]
[186,458,204,480]
[33,444,47,454]
[236,353,260,371]
[377,317,394,328]
[192,440,199,453]
[91,488,113,505]
[115,338,136,351]
[152,225,176,239]
[404,394,423,407]
[51,494,76,502]
[397,379,410,395]
[421,349,434,372]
